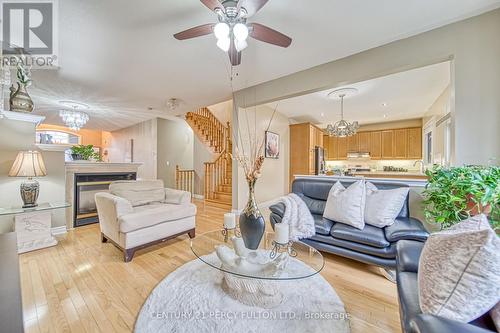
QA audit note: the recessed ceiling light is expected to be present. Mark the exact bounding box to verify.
[320,112,325,117]
[383,114,388,118]
[382,103,388,107]
[59,100,90,110]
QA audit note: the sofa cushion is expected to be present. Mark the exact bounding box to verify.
[309,234,397,258]
[330,223,390,248]
[118,203,197,233]
[312,214,335,235]
[110,180,165,207]
[365,182,409,227]
[384,217,429,242]
[297,194,326,215]
[418,214,500,323]
[323,180,366,230]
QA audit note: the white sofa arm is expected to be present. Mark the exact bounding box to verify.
[164,188,191,205]
[95,192,134,241]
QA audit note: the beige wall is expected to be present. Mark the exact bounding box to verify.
[0,119,66,232]
[234,9,500,167]
[37,124,103,147]
[358,118,423,132]
[156,118,194,189]
[208,100,233,126]
[103,119,158,179]
[193,136,216,196]
[236,105,290,209]
[423,85,451,165]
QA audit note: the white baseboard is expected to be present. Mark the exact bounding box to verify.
[51,226,68,236]
[193,194,204,200]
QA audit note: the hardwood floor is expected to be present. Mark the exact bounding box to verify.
[19,200,401,333]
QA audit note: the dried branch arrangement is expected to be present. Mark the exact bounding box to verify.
[233,103,278,183]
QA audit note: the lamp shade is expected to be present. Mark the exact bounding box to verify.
[9,151,47,177]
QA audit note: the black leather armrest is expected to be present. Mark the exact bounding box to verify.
[410,314,495,333]
[396,240,424,273]
[385,217,429,243]
[269,202,285,218]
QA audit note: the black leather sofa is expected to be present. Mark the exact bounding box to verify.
[396,240,496,333]
[269,178,429,269]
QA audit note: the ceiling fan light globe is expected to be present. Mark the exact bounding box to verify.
[235,39,248,51]
[233,23,249,41]
[216,37,230,52]
[214,22,230,40]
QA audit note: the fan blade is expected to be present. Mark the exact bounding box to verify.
[249,23,292,47]
[228,39,242,66]
[174,24,214,40]
[238,0,269,17]
[200,0,224,12]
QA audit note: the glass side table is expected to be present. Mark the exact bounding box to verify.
[0,202,70,254]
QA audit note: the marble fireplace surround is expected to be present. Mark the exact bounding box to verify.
[65,162,142,229]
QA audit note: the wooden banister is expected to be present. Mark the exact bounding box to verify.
[175,165,194,196]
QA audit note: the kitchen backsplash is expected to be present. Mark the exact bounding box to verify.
[325,159,423,172]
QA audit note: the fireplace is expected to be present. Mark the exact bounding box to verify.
[74,172,136,227]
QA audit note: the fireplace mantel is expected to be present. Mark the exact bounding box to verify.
[65,162,142,229]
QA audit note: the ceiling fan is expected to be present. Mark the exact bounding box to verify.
[173,0,292,66]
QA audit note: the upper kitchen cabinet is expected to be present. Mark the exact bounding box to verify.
[347,134,359,152]
[393,129,408,158]
[381,130,395,159]
[358,132,371,153]
[407,127,423,159]
[370,131,382,159]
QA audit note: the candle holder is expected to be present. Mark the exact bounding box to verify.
[221,227,241,242]
[270,240,297,259]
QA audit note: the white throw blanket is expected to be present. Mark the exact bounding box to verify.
[279,193,316,241]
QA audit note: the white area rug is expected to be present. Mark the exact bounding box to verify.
[135,253,351,333]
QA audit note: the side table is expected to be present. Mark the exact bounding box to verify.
[0,202,70,253]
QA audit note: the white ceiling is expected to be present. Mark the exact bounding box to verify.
[266,61,451,126]
[28,0,500,131]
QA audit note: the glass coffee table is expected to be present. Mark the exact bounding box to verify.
[191,230,324,307]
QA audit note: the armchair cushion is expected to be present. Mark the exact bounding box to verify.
[118,203,196,233]
[110,180,165,207]
[95,192,134,218]
[269,202,285,218]
[164,188,191,205]
[385,217,429,242]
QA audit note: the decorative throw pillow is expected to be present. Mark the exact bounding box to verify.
[323,180,366,230]
[418,214,500,323]
[364,182,409,227]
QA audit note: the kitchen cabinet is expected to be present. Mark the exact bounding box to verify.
[290,123,325,184]
[407,127,423,159]
[370,131,382,159]
[394,129,408,158]
[382,130,394,159]
[337,137,348,159]
[347,134,359,152]
[358,132,371,153]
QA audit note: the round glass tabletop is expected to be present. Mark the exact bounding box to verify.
[190,230,325,281]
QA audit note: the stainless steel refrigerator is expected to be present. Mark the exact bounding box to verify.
[314,146,326,175]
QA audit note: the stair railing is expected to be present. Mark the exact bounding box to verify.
[204,150,231,200]
[175,165,194,196]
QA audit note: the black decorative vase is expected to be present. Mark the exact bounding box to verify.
[239,178,265,250]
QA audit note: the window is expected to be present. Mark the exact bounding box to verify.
[444,119,452,166]
[36,130,80,145]
[425,131,433,164]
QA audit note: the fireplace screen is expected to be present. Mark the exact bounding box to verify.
[74,172,136,227]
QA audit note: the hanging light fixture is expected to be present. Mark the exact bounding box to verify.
[58,101,90,131]
[326,88,359,137]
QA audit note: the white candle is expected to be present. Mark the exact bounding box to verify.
[275,223,289,244]
[224,213,236,229]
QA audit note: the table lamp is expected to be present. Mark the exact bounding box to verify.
[8,151,47,208]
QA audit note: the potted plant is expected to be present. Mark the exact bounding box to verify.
[71,144,101,161]
[423,165,499,231]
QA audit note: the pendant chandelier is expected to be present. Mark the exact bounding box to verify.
[58,101,90,131]
[326,88,359,137]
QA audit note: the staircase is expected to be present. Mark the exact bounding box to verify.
[185,108,232,209]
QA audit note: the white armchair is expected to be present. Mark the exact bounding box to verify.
[95,180,196,262]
